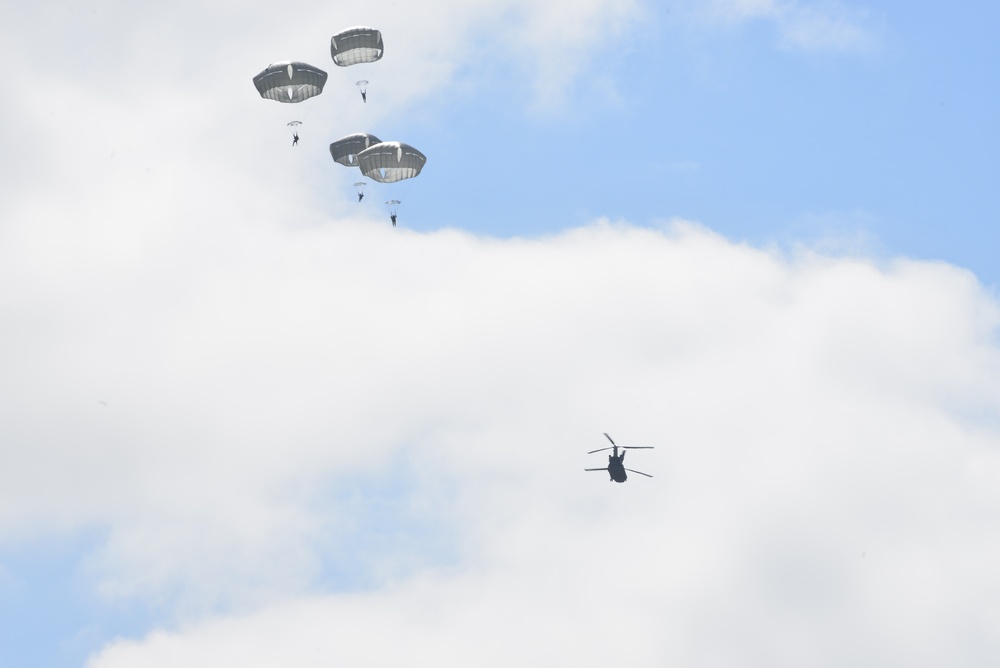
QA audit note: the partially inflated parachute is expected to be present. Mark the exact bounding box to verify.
[329,133,382,167]
[330,27,384,67]
[357,142,426,183]
[253,62,328,103]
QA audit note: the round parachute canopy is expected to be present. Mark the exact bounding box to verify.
[330,26,384,67]
[357,142,427,183]
[253,61,328,103]
[385,199,402,215]
[329,133,382,167]
[287,120,302,128]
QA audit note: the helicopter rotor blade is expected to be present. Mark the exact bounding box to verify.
[605,433,652,450]
[584,468,608,472]
[625,468,653,478]
[587,446,615,454]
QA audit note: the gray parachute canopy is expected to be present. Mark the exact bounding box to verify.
[329,133,382,167]
[357,142,427,183]
[330,26,384,67]
[253,61,328,103]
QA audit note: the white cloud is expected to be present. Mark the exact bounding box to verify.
[0,0,645,159]
[3,207,1000,664]
[479,0,645,110]
[774,3,875,51]
[698,0,877,52]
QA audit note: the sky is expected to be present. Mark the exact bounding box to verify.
[1,0,999,666]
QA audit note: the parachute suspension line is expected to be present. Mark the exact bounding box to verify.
[384,179,414,223]
[394,178,415,207]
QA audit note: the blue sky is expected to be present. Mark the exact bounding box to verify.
[2,1,999,666]
[406,2,998,282]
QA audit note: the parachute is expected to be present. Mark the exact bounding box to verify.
[253,61,328,103]
[329,133,382,167]
[356,141,426,183]
[330,27,384,66]
[385,199,401,216]
[354,181,367,201]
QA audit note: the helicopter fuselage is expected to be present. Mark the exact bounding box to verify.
[606,447,628,482]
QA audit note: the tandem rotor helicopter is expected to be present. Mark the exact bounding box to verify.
[585,433,653,483]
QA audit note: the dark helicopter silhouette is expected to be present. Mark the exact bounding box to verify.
[585,433,653,482]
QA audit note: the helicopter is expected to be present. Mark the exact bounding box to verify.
[585,433,653,483]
